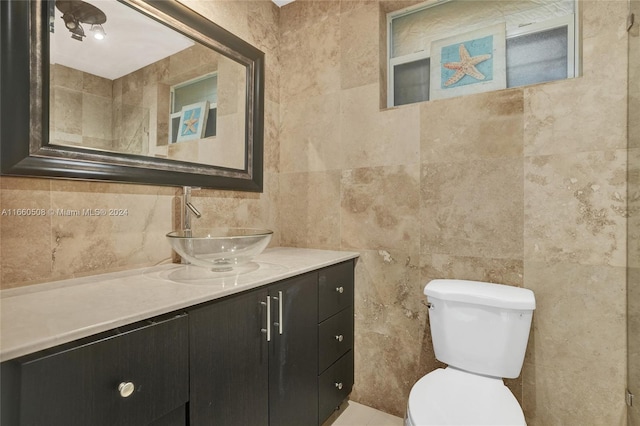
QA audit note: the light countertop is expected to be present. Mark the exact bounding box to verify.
[0,247,359,362]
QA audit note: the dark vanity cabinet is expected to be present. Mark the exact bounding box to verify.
[0,260,355,426]
[189,260,355,426]
[0,314,189,426]
[189,272,319,426]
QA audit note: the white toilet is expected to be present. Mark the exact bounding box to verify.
[405,279,536,426]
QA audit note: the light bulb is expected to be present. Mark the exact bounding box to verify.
[90,24,106,40]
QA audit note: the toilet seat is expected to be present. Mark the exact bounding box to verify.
[406,367,526,426]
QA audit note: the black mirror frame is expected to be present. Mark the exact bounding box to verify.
[0,0,264,192]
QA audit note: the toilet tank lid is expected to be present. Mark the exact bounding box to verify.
[424,279,536,310]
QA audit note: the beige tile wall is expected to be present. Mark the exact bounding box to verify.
[279,0,629,424]
[0,0,632,425]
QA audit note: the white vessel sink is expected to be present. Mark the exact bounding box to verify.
[166,228,273,271]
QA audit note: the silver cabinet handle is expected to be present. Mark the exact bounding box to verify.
[335,286,344,294]
[272,291,283,335]
[335,334,344,342]
[335,382,343,390]
[260,296,271,342]
[118,382,135,398]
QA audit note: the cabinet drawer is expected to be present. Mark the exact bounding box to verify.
[8,314,188,426]
[318,350,354,424]
[318,307,353,373]
[318,261,354,322]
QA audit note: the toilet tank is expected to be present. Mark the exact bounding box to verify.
[425,279,535,379]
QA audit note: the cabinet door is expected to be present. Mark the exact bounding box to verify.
[269,273,319,426]
[2,314,188,426]
[189,287,269,426]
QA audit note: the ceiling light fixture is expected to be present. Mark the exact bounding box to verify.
[55,0,107,42]
[90,23,106,40]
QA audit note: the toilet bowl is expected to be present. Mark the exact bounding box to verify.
[405,368,525,426]
[405,279,535,426]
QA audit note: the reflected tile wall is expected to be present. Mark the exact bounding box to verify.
[278,0,629,423]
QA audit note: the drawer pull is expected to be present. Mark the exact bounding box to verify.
[118,382,135,398]
[335,286,344,294]
[335,382,343,390]
[335,334,344,342]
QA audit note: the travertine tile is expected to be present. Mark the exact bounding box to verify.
[630,7,640,150]
[524,1,629,158]
[280,0,340,34]
[523,260,626,425]
[351,330,423,418]
[420,157,524,259]
[351,250,430,417]
[280,92,341,173]
[340,84,420,170]
[280,1,341,103]
[82,72,112,98]
[177,0,251,48]
[339,1,379,90]
[524,150,627,267]
[82,93,113,141]
[421,89,524,164]
[248,2,280,104]
[264,99,281,173]
[0,178,52,288]
[278,171,341,249]
[523,78,626,156]
[341,165,420,252]
[420,253,524,288]
[51,64,83,90]
[354,250,424,340]
[630,148,640,268]
[580,0,629,40]
[629,267,640,415]
[48,181,173,278]
[52,87,83,136]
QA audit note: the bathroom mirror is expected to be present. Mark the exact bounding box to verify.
[0,0,264,191]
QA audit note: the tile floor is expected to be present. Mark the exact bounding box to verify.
[322,400,404,426]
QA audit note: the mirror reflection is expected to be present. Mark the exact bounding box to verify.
[49,0,247,170]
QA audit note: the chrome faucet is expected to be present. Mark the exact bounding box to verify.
[183,186,202,235]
